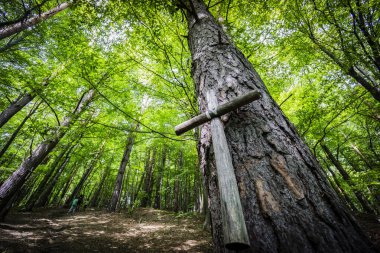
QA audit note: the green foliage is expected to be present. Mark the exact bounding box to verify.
[0,0,378,213]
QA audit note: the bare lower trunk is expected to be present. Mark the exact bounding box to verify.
[58,164,79,206]
[185,1,375,252]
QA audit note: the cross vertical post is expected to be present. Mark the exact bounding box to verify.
[206,90,250,251]
[175,89,261,251]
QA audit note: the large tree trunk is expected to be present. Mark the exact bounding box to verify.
[0,90,95,219]
[0,2,71,40]
[109,126,138,212]
[184,1,375,252]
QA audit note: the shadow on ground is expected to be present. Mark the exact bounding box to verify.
[0,208,213,253]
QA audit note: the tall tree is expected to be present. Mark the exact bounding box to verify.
[140,148,156,207]
[153,146,166,209]
[23,143,72,211]
[90,156,113,208]
[64,142,104,207]
[180,0,375,252]
[0,89,95,219]
[109,124,139,211]
[34,146,74,208]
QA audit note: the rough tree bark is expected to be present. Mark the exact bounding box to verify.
[109,125,138,212]
[0,2,71,40]
[183,1,375,252]
[0,89,95,219]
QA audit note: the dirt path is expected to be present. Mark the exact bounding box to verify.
[0,208,213,253]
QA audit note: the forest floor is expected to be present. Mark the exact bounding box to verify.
[0,208,213,253]
[0,209,379,253]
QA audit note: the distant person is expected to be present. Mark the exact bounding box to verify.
[68,197,79,214]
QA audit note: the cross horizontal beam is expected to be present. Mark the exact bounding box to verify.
[175,90,261,135]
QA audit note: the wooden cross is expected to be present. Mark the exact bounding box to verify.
[175,90,261,251]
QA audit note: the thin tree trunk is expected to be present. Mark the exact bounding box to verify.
[0,93,34,128]
[133,171,145,206]
[120,169,131,209]
[0,2,71,40]
[34,152,72,208]
[321,143,375,214]
[320,156,359,213]
[141,149,156,207]
[0,101,40,159]
[64,143,104,207]
[184,1,375,252]
[109,125,138,211]
[58,162,79,206]
[350,144,374,170]
[154,146,166,209]
[24,143,72,211]
[90,156,113,208]
[164,158,171,210]
[0,90,95,219]
[0,69,61,129]
[173,151,182,213]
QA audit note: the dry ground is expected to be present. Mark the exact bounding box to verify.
[0,208,213,253]
[0,208,379,253]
